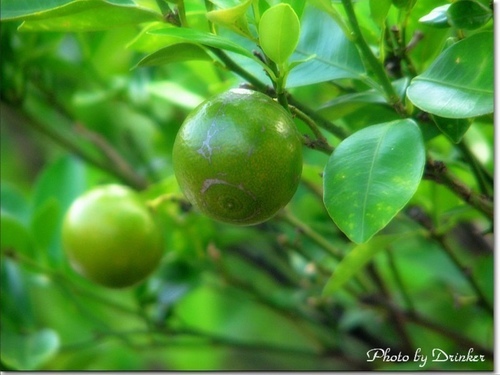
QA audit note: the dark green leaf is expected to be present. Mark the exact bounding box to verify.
[447,0,492,30]
[0,183,30,225]
[323,119,425,244]
[149,26,255,58]
[288,5,366,87]
[31,156,87,264]
[407,32,493,118]
[30,198,61,251]
[1,0,73,20]
[1,260,36,330]
[135,43,212,67]
[432,115,472,143]
[318,78,409,120]
[419,4,451,28]
[6,0,161,31]
[1,214,34,258]
[1,328,60,370]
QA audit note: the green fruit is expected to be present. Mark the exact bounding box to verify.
[62,184,163,288]
[172,88,303,225]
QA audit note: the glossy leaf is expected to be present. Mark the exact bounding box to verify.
[447,0,492,30]
[259,4,300,65]
[432,115,472,143]
[135,43,212,67]
[214,4,365,87]
[207,0,254,39]
[1,328,60,370]
[149,27,255,58]
[407,32,493,118]
[1,0,74,19]
[318,78,409,120]
[323,119,425,244]
[322,234,410,296]
[419,4,451,28]
[288,5,365,87]
[6,0,161,31]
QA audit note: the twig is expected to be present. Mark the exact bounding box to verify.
[287,96,348,139]
[75,124,148,189]
[366,263,414,354]
[433,233,493,316]
[424,158,493,220]
[386,247,416,314]
[290,105,334,154]
[362,295,494,360]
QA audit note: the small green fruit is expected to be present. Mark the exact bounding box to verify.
[172,88,303,225]
[62,184,163,288]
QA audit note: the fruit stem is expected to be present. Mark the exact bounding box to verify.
[290,105,334,154]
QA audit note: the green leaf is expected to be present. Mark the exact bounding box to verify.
[322,233,410,296]
[135,43,212,67]
[30,198,61,251]
[1,328,60,370]
[447,0,492,30]
[306,0,350,36]
[147,81,206,109]
[31,156,87,264]
[1,0,73,19]
[207,0,254,39]
[407,32,493,118]
[259,3,300,65]
[370,0,392,27]
[0,183,30,225]
[1,214,34,257]
[149,26,255,58]
[323,119,425,244]
[432,115,472,143]
[6,0,161,32]
[213,4,365,87]
[288,5,365,87]
[318,78,409,120]
[419,4,451,28]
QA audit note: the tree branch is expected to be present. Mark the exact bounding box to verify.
[424,158,493,220]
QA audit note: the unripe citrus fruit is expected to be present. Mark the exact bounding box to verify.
[62,184,163,288]
[172,88,303,225]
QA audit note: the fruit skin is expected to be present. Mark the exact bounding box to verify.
[62,184,163,288]
[172,88,303,225]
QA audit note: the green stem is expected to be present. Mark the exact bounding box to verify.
[340,0,406,116]
[287,96,348,139]
[279,210,343,260]
[177,0,188,27]
[385,247,416,314]
[290,106,334,155]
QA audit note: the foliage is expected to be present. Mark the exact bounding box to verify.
[0,0,493,371]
